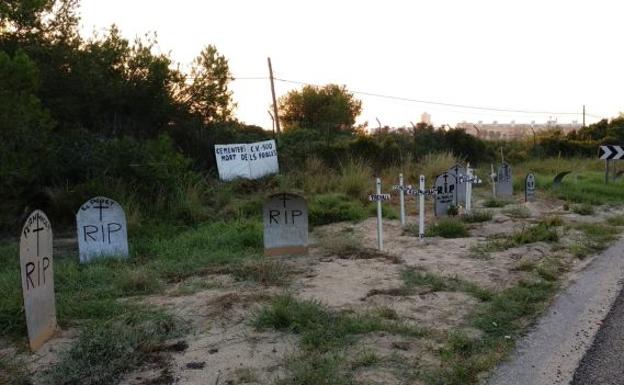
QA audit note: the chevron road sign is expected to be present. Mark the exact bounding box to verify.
[599,145,624,160]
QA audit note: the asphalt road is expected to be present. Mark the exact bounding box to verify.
[486,238,624,385]
[571,285,624,385]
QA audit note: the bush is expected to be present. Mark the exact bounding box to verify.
[425,218,469,238]
[309,193,367,226]
[572,203,595,216]
[462,210,493,223]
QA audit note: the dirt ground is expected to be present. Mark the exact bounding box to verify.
[22,193,624,385]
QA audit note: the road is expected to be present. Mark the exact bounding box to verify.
[571,285,624,385]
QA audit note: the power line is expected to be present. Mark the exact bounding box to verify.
[273,77,592,117]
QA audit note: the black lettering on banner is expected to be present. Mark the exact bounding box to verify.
[107,223,122,244]
[42,257,50,285]
[84,225,98,242]
[270,210,280,224]
[25,262,35,290]
[291,210,303,224]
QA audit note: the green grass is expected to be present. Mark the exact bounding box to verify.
[483,198,511,208]
[607,215,624,226]
[470,223,559,258]
[401,268,493,301]
[254,295,427,384]
[0,221,263,340]
[228,258,291,286]
[0,353,29,385]
[423,219,469,238]
[572,203,595,216]
[461,210,493,223]
[308,193,367,226]
[569,222,621,259]
[429,279,558,385]
[550,172,624,205]
[44,309,183,385]
[503,206,531,219]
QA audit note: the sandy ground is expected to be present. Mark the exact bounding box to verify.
[16,193,624,385]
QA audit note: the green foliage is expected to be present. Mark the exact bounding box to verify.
[461,210,493,223]
[308,193,367,226]
[45,309,183,385]
[0,352,29,385]
[503,206,531,218]
[425,219,469,238]
[569,222,620,259]
[279,84,362,134]
[572,203,595,215]
[401,268,493,301]
[483,198,510,208]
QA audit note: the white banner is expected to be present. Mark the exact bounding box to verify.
[215,139,279,181]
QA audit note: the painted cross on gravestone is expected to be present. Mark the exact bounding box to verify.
[77,197,128,263]
[447,163,466,206]
[434,172,457,216]
[20,210,56,350]
[263,193,309,256]
[525,173,536,202]
[496,162,513,198]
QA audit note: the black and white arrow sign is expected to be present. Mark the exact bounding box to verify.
[599,145,624,160]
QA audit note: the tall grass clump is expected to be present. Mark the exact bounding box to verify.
[45,310,183,385]
[424,218,469,238]
[419,152,460,182]
[309,193,367,226]
[462,210,493,223]
[338,159,371,201]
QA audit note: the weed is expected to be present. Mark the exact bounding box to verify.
[569,222,620,258]
[321,235,400,263]
[171,277,221,296]
[511,223,559,244]
[277,351,352,385]
[572,203,595,216]
[233,368,258,384]
[606,215,624,226]
[309,193,367,226]
[401,268,493,301]
[229,258,291,286]
[483,198,510,208]
[461,210,493,223]
[539,216,563,227]
[423,219,469,238]
[352,349,380,369]
[503,206,531,219]
[0,353,29,385]
[253,295,426,352]
[368,203,399,219]
[45,309,183,385]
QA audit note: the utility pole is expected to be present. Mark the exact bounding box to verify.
[267,57,281,135]
[582,105,586,128]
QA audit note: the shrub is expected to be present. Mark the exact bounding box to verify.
[483,198,510,208]
[572,203,595,216]
[425,218,469,238]
[309,193,367,226]
[462,210,493,223]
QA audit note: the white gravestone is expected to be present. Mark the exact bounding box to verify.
[496,162,513,198]
[215,140,279,181]
[525,173,536,202]
[77,196,128,263]
[20,210,56,350]
[434,172,457,216]
[448,164,467,205]
[263,193,308,256]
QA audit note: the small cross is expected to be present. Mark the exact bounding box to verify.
[280,193,291,208]
[443,173,449,193]
[32,216,45,257]
[93,201,110,221]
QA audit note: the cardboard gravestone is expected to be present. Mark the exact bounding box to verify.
[448,164,466,205]
[77,196,128,263]
[263,193,308,256]
[434,172,457,216]
[20,210,56,350]
[525,173,536,202]
[496,162,513,197]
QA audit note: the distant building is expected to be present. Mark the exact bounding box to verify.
[421,112,431,125]
[456,119,582,140]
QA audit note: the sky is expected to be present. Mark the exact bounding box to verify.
[78,0,623,130]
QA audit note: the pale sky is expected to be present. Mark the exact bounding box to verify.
[79,0,622,130]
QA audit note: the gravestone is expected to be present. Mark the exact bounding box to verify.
[434,172,457,216]
[20,210,56,350]
[525,173,536,202]
[448,164,466,205]
[77,196,128,263]
[496,162,513,197]
[263,193,308,256]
